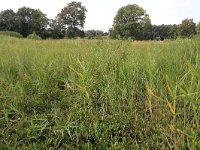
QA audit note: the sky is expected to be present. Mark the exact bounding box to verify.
[0,0,199,31]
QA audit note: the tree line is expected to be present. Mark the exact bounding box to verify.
[0,1,200,40]
[0,1,87,39]
[110,4,199,40]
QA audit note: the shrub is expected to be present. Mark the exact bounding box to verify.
[27,32,41,40]
[0,31,23,38]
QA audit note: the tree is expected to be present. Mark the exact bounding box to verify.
[152,24,178,40]
[29,9,49,38]
[112,4,151,40]
[178,19,196,38]
[16,7,48,38]
[0,9,17,31]
[46,18,66,39]
[140,15,152,40]
[57,1,87,38]
[196,22,200,35]
[85,30,104,39]
[16,7,35,37]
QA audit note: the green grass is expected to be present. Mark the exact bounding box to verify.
[0,35,200,149]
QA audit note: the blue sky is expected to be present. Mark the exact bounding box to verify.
[0,0,199,31]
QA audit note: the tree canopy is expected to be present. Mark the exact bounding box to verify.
[178,19,196,38]
[46,19,65,39]
[16,7,48,38]
[112,4,152,40]
[84,30,105,39]
[152,24,178,40]
[196,22,200,35]
[0,9,17,31]
[57,1,87,38]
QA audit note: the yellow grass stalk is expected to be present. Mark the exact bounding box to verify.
[168,124,175,133]
[69,65,84,79]
[166,98,175,115]
[75,83,90,99]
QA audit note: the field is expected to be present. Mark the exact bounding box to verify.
[0,35,200,149]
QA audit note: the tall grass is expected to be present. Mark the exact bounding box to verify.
[0,35,200,149]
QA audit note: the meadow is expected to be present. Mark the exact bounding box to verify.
[0,35,200,149]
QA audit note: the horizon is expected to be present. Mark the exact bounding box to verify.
[0,0,199,32]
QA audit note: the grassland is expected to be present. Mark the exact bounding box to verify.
[0,35,200,149]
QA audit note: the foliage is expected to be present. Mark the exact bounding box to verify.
[84,30,105,39]
[0,31,23,38]
[196,22,200,35]
[178,19,197,38]
[66,26,84,38]
[141,15,152,40]
[0,36,200,149]
[152,24,178,40]
[46,19,66,39]
[0,6,199,41]
[16,7,48,38]
[112,4,152,40]
[57,1,87,38]
[0,9,17,31]
[27,32,42,40]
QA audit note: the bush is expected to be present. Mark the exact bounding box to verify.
[27,32,41,40]
[0,31,23,38]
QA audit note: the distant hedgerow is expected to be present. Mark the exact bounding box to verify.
[0,31,23,38]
